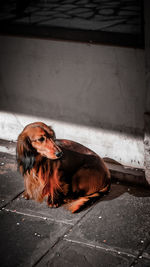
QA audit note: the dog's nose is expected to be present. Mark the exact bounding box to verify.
[55,151,63,158]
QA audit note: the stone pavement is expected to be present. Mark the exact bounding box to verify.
[0,0,142,34]
[0,141,150,267]
[0,0,143,48]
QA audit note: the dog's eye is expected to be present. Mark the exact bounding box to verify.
[38,137,45,142]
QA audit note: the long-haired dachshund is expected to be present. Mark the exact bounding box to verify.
[16,122,111,213]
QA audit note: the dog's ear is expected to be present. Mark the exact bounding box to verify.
[16,134,37,175]
[23,122,56,140]
[48,126,56,139]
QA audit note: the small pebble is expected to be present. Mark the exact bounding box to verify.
[141,240,144,243]
[34,233,37,236]
[99,216,102,219]
[128,188,130,191]
[43,217,47,220]
[1,163,4,166]
[64,234,67,237]
[118,252,121,255]
[139,255,142,259]
[16,223,20,226]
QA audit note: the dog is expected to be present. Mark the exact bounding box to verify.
[16,122,111,213]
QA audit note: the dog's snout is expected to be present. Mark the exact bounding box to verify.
[55,151,63,158]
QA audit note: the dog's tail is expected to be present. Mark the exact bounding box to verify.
[66,183,110,213]
[66,193,98,213]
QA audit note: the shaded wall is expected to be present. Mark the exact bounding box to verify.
[144,0,150,183]
[0,36,146,168]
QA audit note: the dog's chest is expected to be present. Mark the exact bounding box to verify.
[59,150,84,174]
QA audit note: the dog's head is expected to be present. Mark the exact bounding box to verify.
[17,122,63,174]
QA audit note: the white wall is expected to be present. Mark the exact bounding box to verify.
[0,36,146,168]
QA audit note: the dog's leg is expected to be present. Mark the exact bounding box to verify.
[72,167,110,196]
[47,192,64,208]
[46,180,69,208]
[67,167,110,213]
[22,176,30,200]
[22,190,30,200]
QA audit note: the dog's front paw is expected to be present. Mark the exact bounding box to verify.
[48,202,60,208]
[22,191,30,200]
[47,195,62,208]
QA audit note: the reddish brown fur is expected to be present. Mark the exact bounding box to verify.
[17,122,111,213]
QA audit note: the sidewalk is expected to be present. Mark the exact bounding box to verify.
[0,140,150,267]
[0,0,141,33]
[0,0,143,47]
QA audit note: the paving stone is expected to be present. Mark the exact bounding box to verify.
[0,210,70,267]
[75,0,89,4]
[145,243,150,256]
[0,153,24,208]
[65,184,150,256]
[0,0,143,46]
[6,193,90,225]
[36,239,135,267]
[0,139,16,155]
[0,0,142,35]
[132,257,150,267]
[123,6,140,11]
[0,147,149,266]
[66,7,91,15]
[119,10,139,16]
[143,243,150,260]
[86,3,98,8]
[0,148,89,224]
[99,9,114,15]
[54,4,75,11]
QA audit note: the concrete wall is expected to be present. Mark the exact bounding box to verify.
[0,36,146,168]
[144,0,150,182]
[144,0,150,114]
